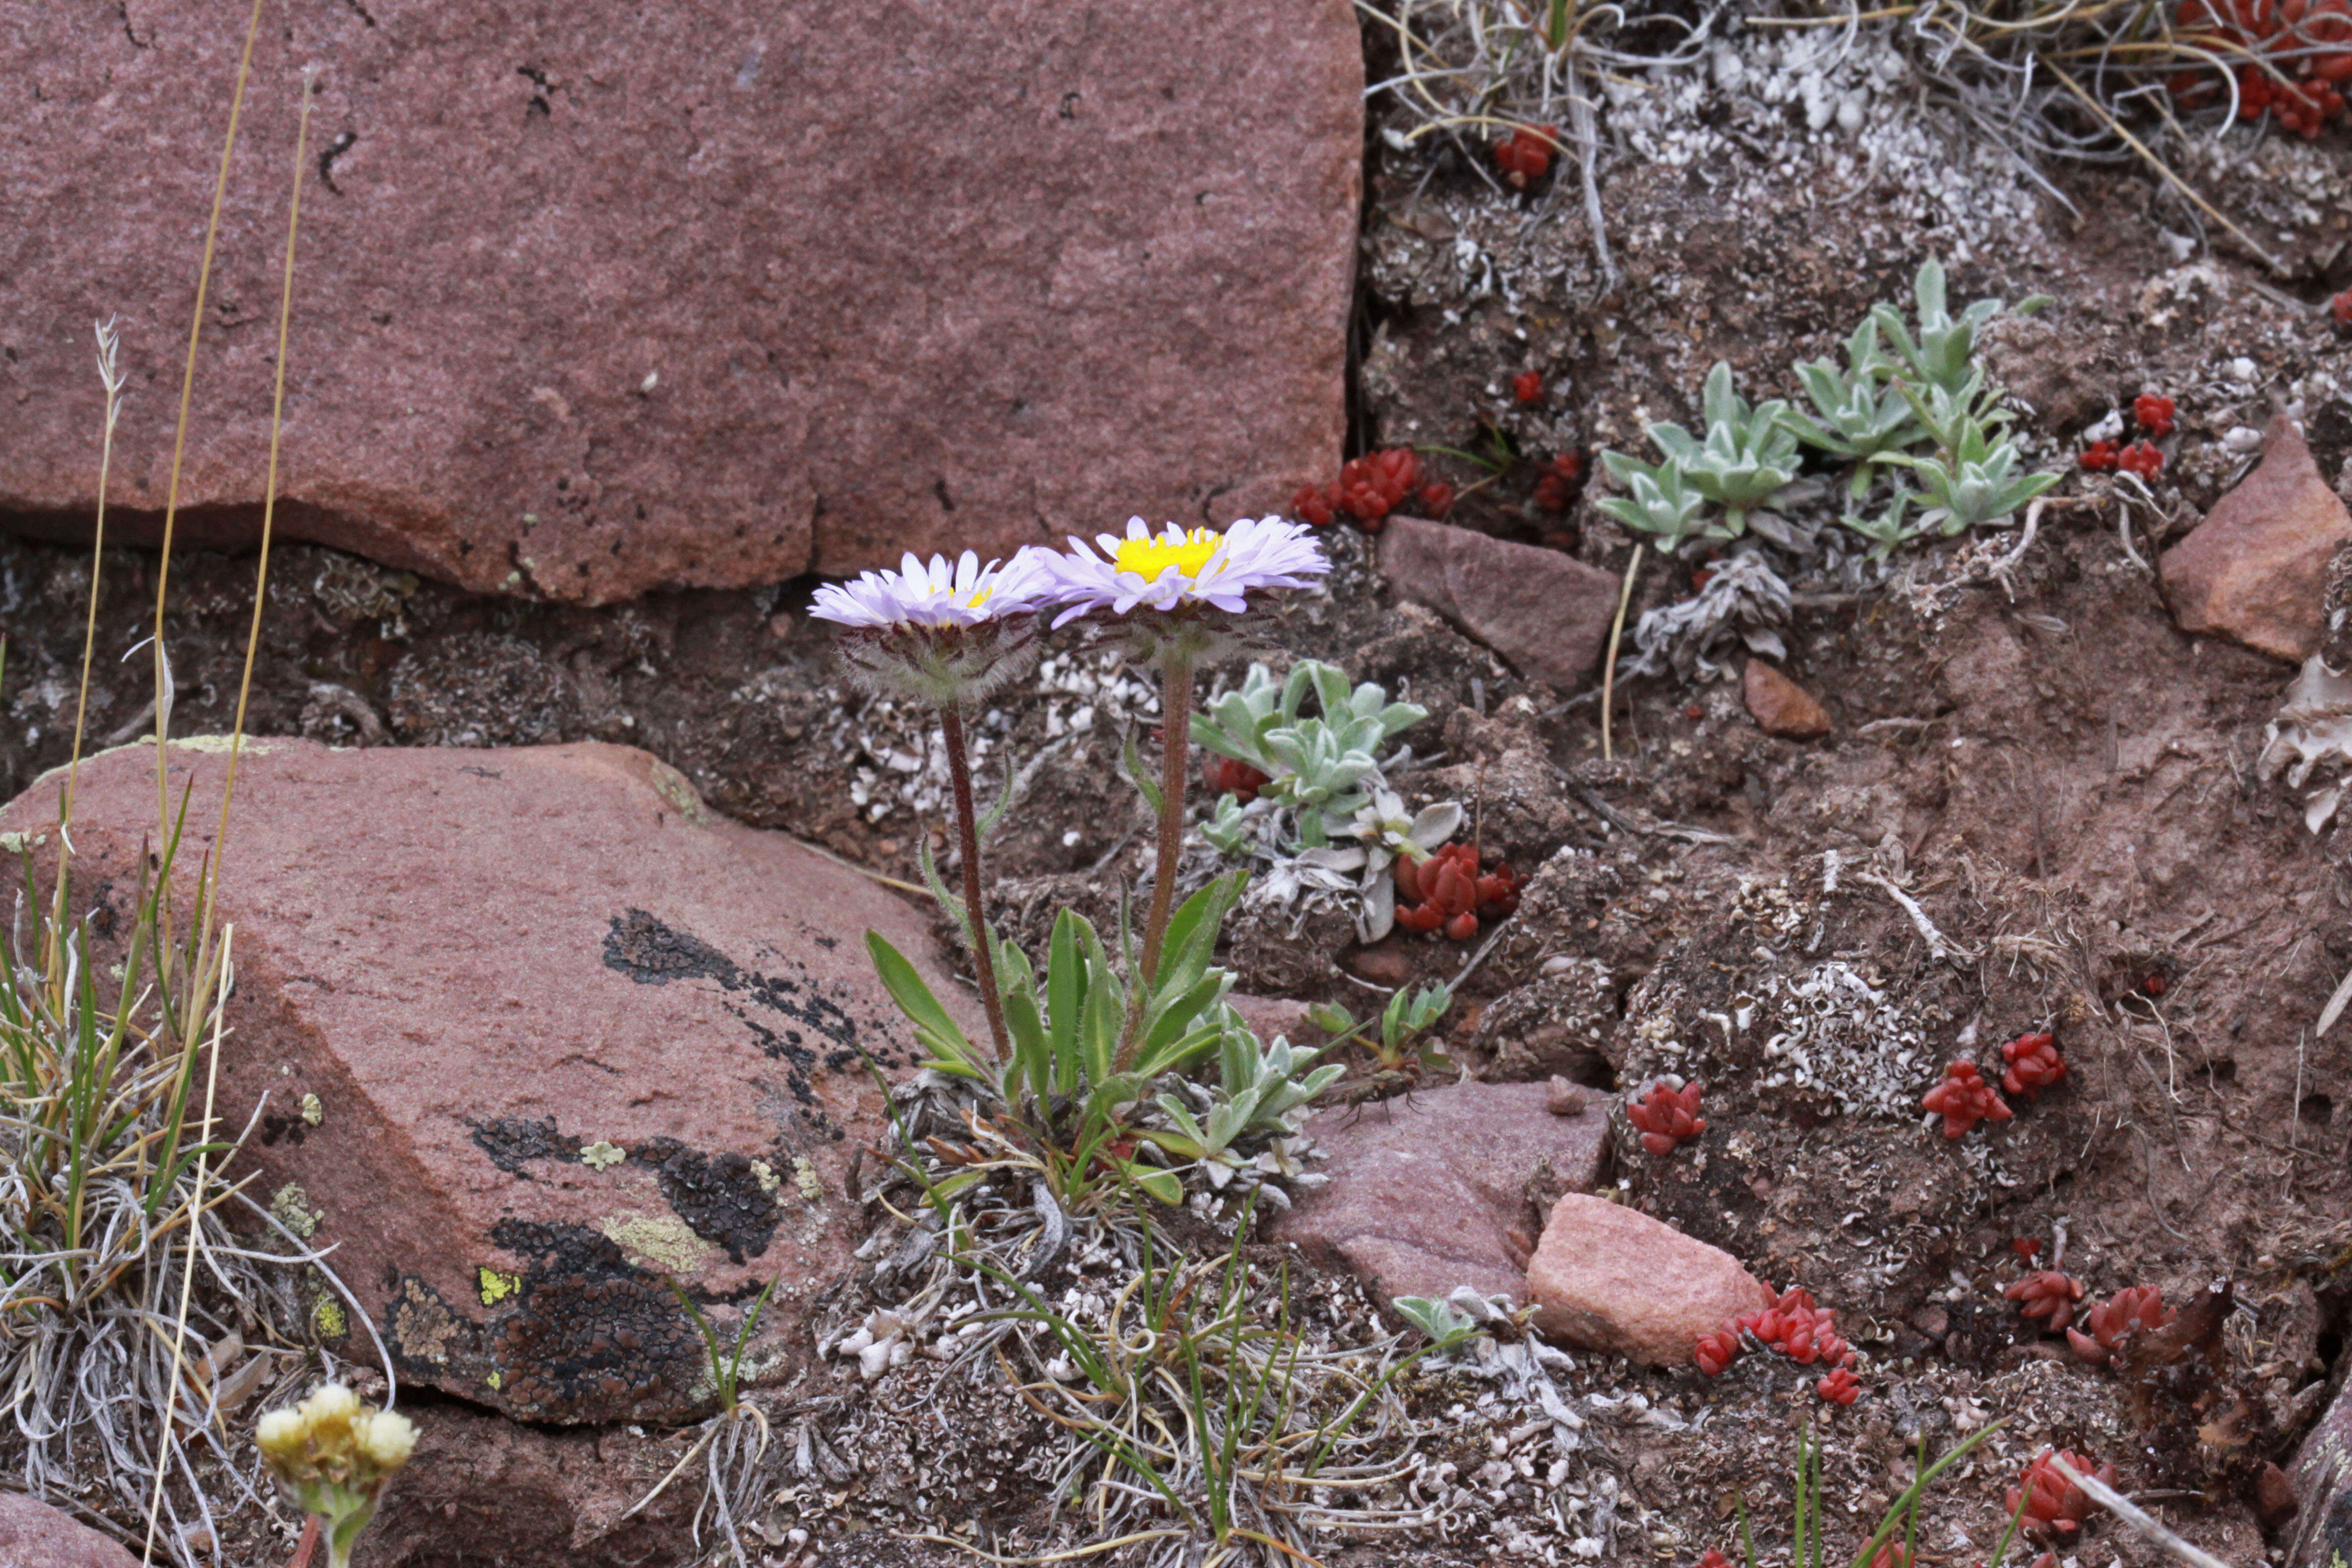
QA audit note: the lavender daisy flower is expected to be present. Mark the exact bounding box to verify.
[808,548,1049,706]
[1037,516,1327,629]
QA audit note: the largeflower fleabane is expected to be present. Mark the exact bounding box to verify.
[1040,516,1328,628]
[810,549,1045,630]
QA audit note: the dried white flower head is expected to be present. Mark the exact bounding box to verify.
[1037,516,1328,629]
[255,1383,417,1568]
[808,548,1050,706]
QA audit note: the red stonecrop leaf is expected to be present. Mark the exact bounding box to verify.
[2065,1285,2175,1366]
[1533,451,1584,511]
[1922,1061,2011,1138]
[2118,440,2165,479]
[1627,1080,1706,1156]
[1418,481,1456,518]
[1864,1543,1909,1568]
[1493,125,1560,186]
[1694,1328,1741,1377]
[2133,394,2177,437]
[1202,754,1271,803]
[2079,440,2120,472]
[2007,1449,2114,1537]
[1513,369,1545,404]
[1290,483,1336,528]
[1699,1551,1735,1568]
[1817,1366,1861,1405]
[2335,288,2352,328]
[2005,1270,2087,1334]
[1394,842,1519,940]
[2000,1031,2065,1097]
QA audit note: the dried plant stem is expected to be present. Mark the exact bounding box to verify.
[941,705,1010,1064]
[62,320,127,830]
[2044,65,2284,274]
[208,71,314,902]
[2044,1458,2237,1568]
[1601,542,1643,763]
[140,930,230,1563]
[149,0,268,940]
[1137,646,1196,989]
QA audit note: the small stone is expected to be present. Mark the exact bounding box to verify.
[1744,660,1833,738]
[2161,415,2352,662]
[1526,1193,1773,1366]
[1269,1082,1608,1305]
[1346,943,1418,988]
[2259,1460,2299,1529]
[1546,1077,1587,1116]
[0,1491,142,1567]
[1378,516,1624,692]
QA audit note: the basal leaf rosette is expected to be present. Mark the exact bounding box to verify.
[810,548,1050,704]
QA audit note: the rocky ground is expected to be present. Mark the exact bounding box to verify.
[6,6,2352,1568]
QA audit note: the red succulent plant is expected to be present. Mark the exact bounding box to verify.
[1494,124,1561,186]
[2005,1270,2088,1334]
[1922,1061,2011,1138]
[2133,394,2177,437]
[2335,289,2352,328]
[1394,841,1519,941]
[2118,440,2165,479]
[1202,754,1271,802]
[1532,451,1584,510]
[1418,481,1456,518]
[2065,1285,2175,1366]
[2007,1449,2113,1537]
[1817,1366,1861,1405]
[1627,1080,1706,1156]
[2000,1031,2065,1097]
[2079,440,2119,472]
[1513,369,1545,404]
[2169,0,2352,137]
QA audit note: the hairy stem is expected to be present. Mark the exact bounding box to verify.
[1137,646,1195,989]
[940,706,1010,1065]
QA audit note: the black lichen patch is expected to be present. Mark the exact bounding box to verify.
[487,1220,704,1423]
[634,1138,780,1265]
[383,1274,488,1393]
[598,908,908,1127]
[467,1115,583,1178]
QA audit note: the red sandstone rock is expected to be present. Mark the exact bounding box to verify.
[0,738,975,1424]
[0,0,1359,602]
[1744,660,1832,738]
[1526,1193,1772,1366]
[2161,416,2352,661]
[0,1494,142,1568]
[1269,1081,1607,1305]
[1377,516,1622,693]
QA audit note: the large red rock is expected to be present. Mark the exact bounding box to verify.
[1377,517,1623,693]
[0,1493,142,1568]
[1269,1081,1608,1306]
[2160,416,2352,661]
[1526,1194,1771,1366]
[0,738,973,1424]
[0,0,1360,602]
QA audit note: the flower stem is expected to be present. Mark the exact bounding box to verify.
[1136,645,1195,989]
[940,705,1011,1064]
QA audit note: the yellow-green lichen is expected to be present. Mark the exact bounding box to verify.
[299,1092,324,1127]
[0,831,44,856]
[647,760,709,825]
[486,1369,503,1392]
[271,1183,321,1239]
[580,1140,626,1172]
[597,1210,709,1274]
[478,1267,521,1307]
[311,1296,347,1339]
[750,1159,779,1193]
[792,1154,824,1202]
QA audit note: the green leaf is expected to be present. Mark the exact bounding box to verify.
[997,940,1047,1102]
[864,930,978,1070]
[1047,910,1083,1096]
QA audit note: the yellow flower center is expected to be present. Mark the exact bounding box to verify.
[1114,528,1224,585]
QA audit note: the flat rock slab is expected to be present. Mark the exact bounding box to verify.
[2160,416,2352,662]
[0,0,1359,601]
[0,1494,141,1568]
[0,739,971,1424]
[1377,517,1622,693]
[1270,1081,1608,1307]
[1527,1193,1770,1367]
